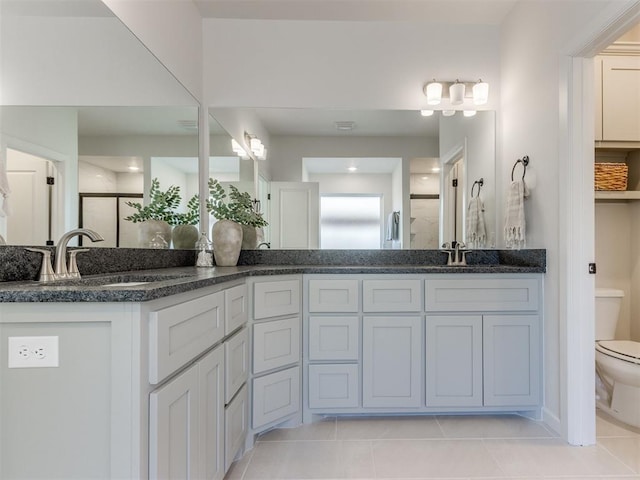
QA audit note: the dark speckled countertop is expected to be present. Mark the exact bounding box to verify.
[0,247,545,302]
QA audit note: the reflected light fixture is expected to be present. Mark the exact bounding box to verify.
[231,138,249,159]
[473,79,489,105]
[442,110,456,117]
[424,80,443,105]
[463,110,477,117]
[128,165,140,171]
[348,166,358,172]
[449,80,465,105]
[431,166,441,173]
[420,109,434,117]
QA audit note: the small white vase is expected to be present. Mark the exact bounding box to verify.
[211,219,243,266]
[139,220,172,248]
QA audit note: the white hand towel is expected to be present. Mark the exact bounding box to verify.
[0,157,11,217]
[504,179,529,249]
[466,196,486,248]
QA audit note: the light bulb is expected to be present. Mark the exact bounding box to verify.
[442,110,456,117]
[425,81,443,105]
[420,109,434,117]
[449,80,465,105]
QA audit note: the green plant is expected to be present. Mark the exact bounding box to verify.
[124,178,182,224]
[171,194,200,225]
[206,178,268,228]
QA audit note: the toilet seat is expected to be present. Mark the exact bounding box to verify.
[596,340,640,365]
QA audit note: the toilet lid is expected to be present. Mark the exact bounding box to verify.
[597,340,640,365]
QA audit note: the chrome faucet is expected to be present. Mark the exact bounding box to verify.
[54,228,104,278]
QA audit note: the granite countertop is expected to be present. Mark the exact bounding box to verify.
[0,262,545,303]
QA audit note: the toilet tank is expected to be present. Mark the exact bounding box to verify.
[595,288,624,340]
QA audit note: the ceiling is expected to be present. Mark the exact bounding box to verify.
[193,0,519,24]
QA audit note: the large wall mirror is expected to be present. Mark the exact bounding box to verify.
[210,107,496,250]
[0,0,199,248]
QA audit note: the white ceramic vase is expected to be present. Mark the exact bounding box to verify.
[211,219,243,266]
[139,220,172,248]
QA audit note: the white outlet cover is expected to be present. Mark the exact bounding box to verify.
[8,336,59,368]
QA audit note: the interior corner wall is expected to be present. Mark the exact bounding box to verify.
[499,0,636,433]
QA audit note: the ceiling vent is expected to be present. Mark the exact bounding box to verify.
[177,120,198,131]
[335,121,355,131]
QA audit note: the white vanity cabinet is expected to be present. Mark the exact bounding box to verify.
[248,276,302,434]
[303,274,543,420]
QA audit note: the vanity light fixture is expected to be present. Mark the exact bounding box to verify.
[425,80,443,105]
[449,80,465,105]
[420,109,434,117]
[472,79,489,105]
[243,133,268,160]
[231,139,249,159]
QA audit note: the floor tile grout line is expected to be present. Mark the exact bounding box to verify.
[596,440,640,475]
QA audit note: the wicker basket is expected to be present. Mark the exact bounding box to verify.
[594,163,628,191]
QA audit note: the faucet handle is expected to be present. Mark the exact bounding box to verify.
[25,248,57,282]
[67,248,90,279]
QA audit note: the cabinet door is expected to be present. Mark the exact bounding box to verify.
[308,364,359,409]
[362,316,422,408]
[224,327,249,404]
[224,384,248,472]
[254,279,301,320]
[198,347,225,480]
[483,315,540,406]
[149,364,200,480]
[602,56,640,141]
[252,366,300,429]
[225,283,248,335]
[253,316,300,374]
[425,315,482,407]
[308,316,359,361]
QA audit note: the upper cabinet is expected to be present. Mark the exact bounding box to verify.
[595,55,640,144]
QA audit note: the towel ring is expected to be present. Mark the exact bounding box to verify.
[471,178,484,198]
[511,155,530,181]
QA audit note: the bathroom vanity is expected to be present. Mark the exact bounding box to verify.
[0,250,545,480]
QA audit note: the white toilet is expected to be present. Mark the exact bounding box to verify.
[595,288,640,428]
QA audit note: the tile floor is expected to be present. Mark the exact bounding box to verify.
[224,410,640,480]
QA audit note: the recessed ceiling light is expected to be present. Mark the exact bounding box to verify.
[421,176,429,180]
[335,121,355,131]
[128,165,140,171]
[431,167,441,173]
[348,166,358,172]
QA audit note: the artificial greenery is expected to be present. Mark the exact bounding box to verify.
[124,178,199,226]
[206,178,268,228]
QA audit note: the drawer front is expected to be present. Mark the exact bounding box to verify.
[225,283,248,335]
[308,316,359,361]
[254,279,301,320]
[149,291,225,384]
[308,364,359,409]
[425,278,539,312]
[363,279,422,312]
[224,327,249,404]
[308,279,359,312]
[253,316,300,374]
[224,384,248,472]
[252,366,300,429]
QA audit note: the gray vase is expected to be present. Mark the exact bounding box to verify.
[172,224,199,249]
[139,220,172,248]
[211,219,243,266]
[241,225,258,250]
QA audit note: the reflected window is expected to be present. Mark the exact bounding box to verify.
[320,195,382,249]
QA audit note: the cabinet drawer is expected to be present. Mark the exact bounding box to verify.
[425,278,539,312]
[224,327,249,404]
[254,279,300,319]
[308,364,359,409]
[225,283,248,335]
[149,291,225,384]
[252,366,300,429]
[253,316,300,374]
[363,279,422,312]
[308,279,359,312]
[308,316,359,361]
[224,384,248,472]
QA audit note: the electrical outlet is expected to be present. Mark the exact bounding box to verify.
[8,336,59,368]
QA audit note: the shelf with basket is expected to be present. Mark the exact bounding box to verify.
[594,149,640,202]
